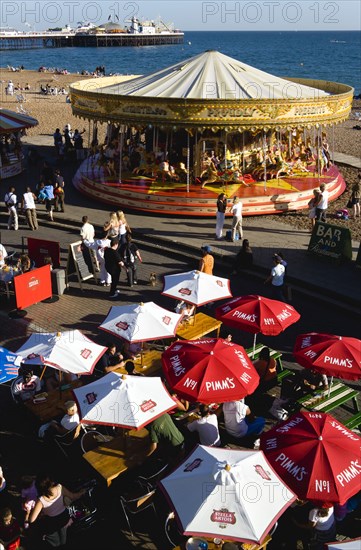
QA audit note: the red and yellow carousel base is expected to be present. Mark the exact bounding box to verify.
[73,162,345,217]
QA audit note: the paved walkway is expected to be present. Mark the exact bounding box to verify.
[1,137,360,310]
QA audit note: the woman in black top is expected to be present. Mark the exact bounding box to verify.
[234,239,253,273]
[215,193,228,239]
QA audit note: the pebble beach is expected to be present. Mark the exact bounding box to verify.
[1,67,360,239]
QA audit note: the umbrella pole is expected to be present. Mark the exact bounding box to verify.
[141,342,144,367]
[253,333,257,356]
[328,376,333,399]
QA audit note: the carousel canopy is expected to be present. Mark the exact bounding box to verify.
[98,50,330,100]
[0,109,38,134]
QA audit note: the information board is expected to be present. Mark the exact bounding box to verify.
[308,222,352,263]
[14,265,52,310]
[66,241,94,289]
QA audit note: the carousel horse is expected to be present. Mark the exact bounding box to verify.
[200,160,218,189]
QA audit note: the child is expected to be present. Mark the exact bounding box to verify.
[0,508,21,550]
[20,476,37,528]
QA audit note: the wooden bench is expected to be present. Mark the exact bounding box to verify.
[344,411,361,430]
[297,381,359,414]
[246,343,294,384]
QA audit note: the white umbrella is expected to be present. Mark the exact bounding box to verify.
[99,301,183,343]
[162,270,232,307]
[16,330,107,376]
[326,540,361,550]
[73,372,176,429]
[160,445,296,545]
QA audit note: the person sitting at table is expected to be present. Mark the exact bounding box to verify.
[13,368,41,402]
[281,367,329,400]
[92,342,125,379]
[175,300,195,320]
[124,361,143,376]
[123,340,148,360]
[253,347,277,391]
[187,404,221,447]
[38,401,81,440]
[223,399,265,440]
[18,254,33,273]
[0,243,8,267]
[145,413,185,462]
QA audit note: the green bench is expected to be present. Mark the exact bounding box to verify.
[246,343,294,384]
[297,381,359,414]
[344,411,361,430]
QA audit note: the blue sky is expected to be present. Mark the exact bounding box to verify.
[1,1,360,31]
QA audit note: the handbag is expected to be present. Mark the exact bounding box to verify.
[346,199,353,209]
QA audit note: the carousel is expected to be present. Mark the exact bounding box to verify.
[0,109,38,179]
[69,50,353,216]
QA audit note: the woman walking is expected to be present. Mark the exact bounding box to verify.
[230,197,243,242]
[215,193,227,239]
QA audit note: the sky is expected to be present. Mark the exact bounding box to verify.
[1,0,360,32]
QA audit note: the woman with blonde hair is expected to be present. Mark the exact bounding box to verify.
[116,210,131,245]
[308,189,321,230]
[103,212,120,238]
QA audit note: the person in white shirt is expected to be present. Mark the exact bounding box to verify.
[21,187,38,230]
[14,369,41,401]
[80,216,95,242]
[223,399,265,439]
[0,244,8,267]
[264,255,286,301]
[4,186,18,230]
[316,183,329,222]
[230,197,243,242]
[187,405,221,446]
[308,504,336,549]
[83,233,111,285]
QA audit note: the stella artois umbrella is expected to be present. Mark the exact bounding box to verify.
[99,301,182,343]
[73,372,176,429]
[162,338,259,403]
[0,346,22,384]
[159,444,296,544]
[16,331,107,376]
[260,411,361,504]
[162,270,232,307]
[215,294,301,352]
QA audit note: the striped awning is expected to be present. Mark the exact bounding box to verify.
[0,109,38,134]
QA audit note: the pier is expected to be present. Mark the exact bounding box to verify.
[0,32,184,50]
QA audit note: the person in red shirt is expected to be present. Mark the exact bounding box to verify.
[0,508,21,550]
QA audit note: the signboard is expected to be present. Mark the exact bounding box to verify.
[14,265,52,310]
[308,222,352,263]
[27,238,60,268]
[66,241,94,289]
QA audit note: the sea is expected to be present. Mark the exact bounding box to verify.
[2,30,360,94]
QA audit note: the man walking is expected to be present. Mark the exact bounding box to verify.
[4,186,18,230]
[316,183,329,221]
[104,237,124,299]
[264,254,286,301]
[230,197,243,242]
[21,187,38,230]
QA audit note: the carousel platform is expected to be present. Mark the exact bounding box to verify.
[73,162,345,217]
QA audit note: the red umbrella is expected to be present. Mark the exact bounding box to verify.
[293,333,361,381]
[162,337,260,404]
[260,410,361,505]
[215,295,301,351]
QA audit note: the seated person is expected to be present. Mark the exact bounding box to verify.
[39,401,81,439]
[92,342,125,378]
[175,300,195,320]
[18,254,32,273]
[223,399,265,439]
[123,340,147,360]
[187,404,221,447]
[124,360,143,376]
[145,413,185,461]
[281,368,329,400]
[13,368,41,401]
[44,367,78,392]
[0,507,21,550]
[0,244,8,267]
[253,347,277,390]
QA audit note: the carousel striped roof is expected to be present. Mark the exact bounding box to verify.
[0,109,38,134]
[99,50,330,100]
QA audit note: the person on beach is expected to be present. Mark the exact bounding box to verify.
[230,197,243,242]
[215,193,228,239]
[316,183,329,221]
[4,187,18,231]
[21,187,38,231]
[53,128,63,155]
[199,245,214,275]
[43,183,55,221]
[264,254,285,301]
[349,176,360,218]
[308,188,321,230]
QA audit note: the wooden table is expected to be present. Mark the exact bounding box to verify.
[82,428,150,486]
[24,379,82,423]
[176,313,222,340]
[116,349,163,377]
[297,381,359,414]
[172,534,272,549]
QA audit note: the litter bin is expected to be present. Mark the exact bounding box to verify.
[51,268,66,295]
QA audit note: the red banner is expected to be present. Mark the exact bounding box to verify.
[27,238,60,268]
[14,265,52,310]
